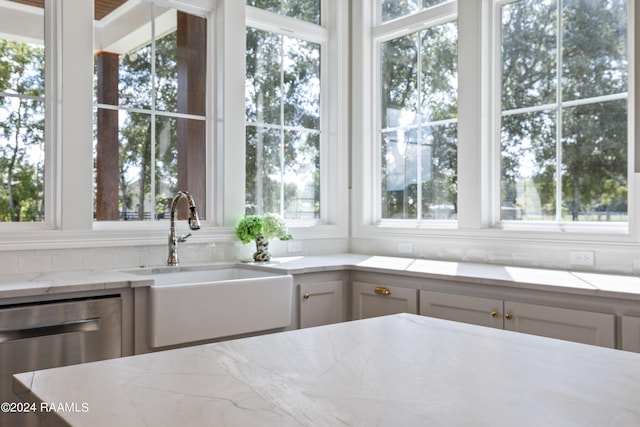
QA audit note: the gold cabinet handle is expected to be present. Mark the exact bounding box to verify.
[303,293,310,299]
[505,313,513,320]
[374,287,391,296]
[491,311,498,318]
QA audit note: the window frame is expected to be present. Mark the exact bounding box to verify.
[244,1,349,238]
[491,0,634,235]
[0,0,349,251]
[352,0,639,245]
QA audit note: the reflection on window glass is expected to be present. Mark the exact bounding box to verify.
[380,0,449,23]
[247,0,320,24]
[94,3,207,221]
[500,0,628,223]
[0,29,45,222]
[245,27,320,219]
[380,22,458,220]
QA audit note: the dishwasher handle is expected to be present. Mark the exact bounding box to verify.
[0,318,101,343]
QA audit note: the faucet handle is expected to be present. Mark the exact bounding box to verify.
[178,233,192,243]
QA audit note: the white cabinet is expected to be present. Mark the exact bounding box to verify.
[299,280,345,329]
[420,291,503,328]
[420,291,615,348]
[352,281,418,320]
[503,301,615,348]
[621,315,640,352]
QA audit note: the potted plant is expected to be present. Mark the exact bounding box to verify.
[235,213,292,262]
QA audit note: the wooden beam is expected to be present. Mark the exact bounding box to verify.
[177,11,207,219]
[95,51,120,220]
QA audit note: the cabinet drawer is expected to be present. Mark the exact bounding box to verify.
[352,281,417,320]
[420,290,503,329]
[504,301,615,348]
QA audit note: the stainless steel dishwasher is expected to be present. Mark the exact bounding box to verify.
[0,295,122,427]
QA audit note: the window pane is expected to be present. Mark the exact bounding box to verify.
[247,0,320,24]
[380,0,449,23]
[500,0,628,224]
[501,111,556,221]
[0,37,45,222]
[562,100,627,222]
[283,38,320,129]
[380,21,457,220]
[422,123,457,219]
[246,125,282,215]
[420,22,457,120]
[382,129,419,219]
[246,27,321,218]
[117,111,153,220]
[562,0,628,101]
[283,130,319,219]
[246,28,283,125]
[381,33,419,129]
[155,30,178,113]
[500,0,557,110]
[94,3,207,221]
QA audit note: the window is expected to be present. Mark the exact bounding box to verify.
[245,2,323,220]
[380,0,451,22]
[0,1,45,222]
[499,0,628,223]
[378,7,458,220]
[247,0,320,23]
[94,2,207,222]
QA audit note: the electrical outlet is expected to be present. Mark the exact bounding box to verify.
[287,241,302,253]
[569,250,595,266]
[398,242,413,254]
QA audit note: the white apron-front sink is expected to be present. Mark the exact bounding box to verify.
[145,267,292,347]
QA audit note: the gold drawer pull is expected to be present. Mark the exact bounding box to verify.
[374,287,391,296]
[303,293,310,299]
[491,311,498,318]
[505,313,513,320]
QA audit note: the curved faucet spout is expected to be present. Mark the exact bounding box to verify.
[167,191,201,266]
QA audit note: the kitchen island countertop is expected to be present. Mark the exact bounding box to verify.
[14,313,640,426]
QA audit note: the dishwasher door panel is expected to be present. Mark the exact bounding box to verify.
[0,296,122,427]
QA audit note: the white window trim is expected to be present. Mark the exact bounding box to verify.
[352,0,639,246]
[244,1,349,239]
[0,0,348,250]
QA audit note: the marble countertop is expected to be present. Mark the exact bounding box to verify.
[2,253,640,300]
[14,313,640,426]
[242,253,640,300]
[0,269,153,299]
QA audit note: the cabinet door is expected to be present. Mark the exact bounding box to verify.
[420,291,503,329]
[621,315,640,353]
[504,301,615,348]
[299,281,344,329]
[352,281,417,320]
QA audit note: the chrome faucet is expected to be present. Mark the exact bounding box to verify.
[167,191,201,266]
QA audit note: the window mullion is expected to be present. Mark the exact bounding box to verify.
[279,35,286,217]
[416,31,423,220]
[555,0,563,222]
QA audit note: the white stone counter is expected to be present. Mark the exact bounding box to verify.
[2,253,640,301]
[0,269,153,299]
[13,313,640,426]
[242,253,640,300]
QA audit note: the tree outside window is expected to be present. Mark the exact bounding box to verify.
[245,25,321,219]
[380,21,458,220]
[247,0,320,24]
[500,0,628,222]
[0,37,45,222]
[380,0,451,23]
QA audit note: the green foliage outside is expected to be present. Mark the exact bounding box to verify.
[500,0,628,221]
[0,39,45,222]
